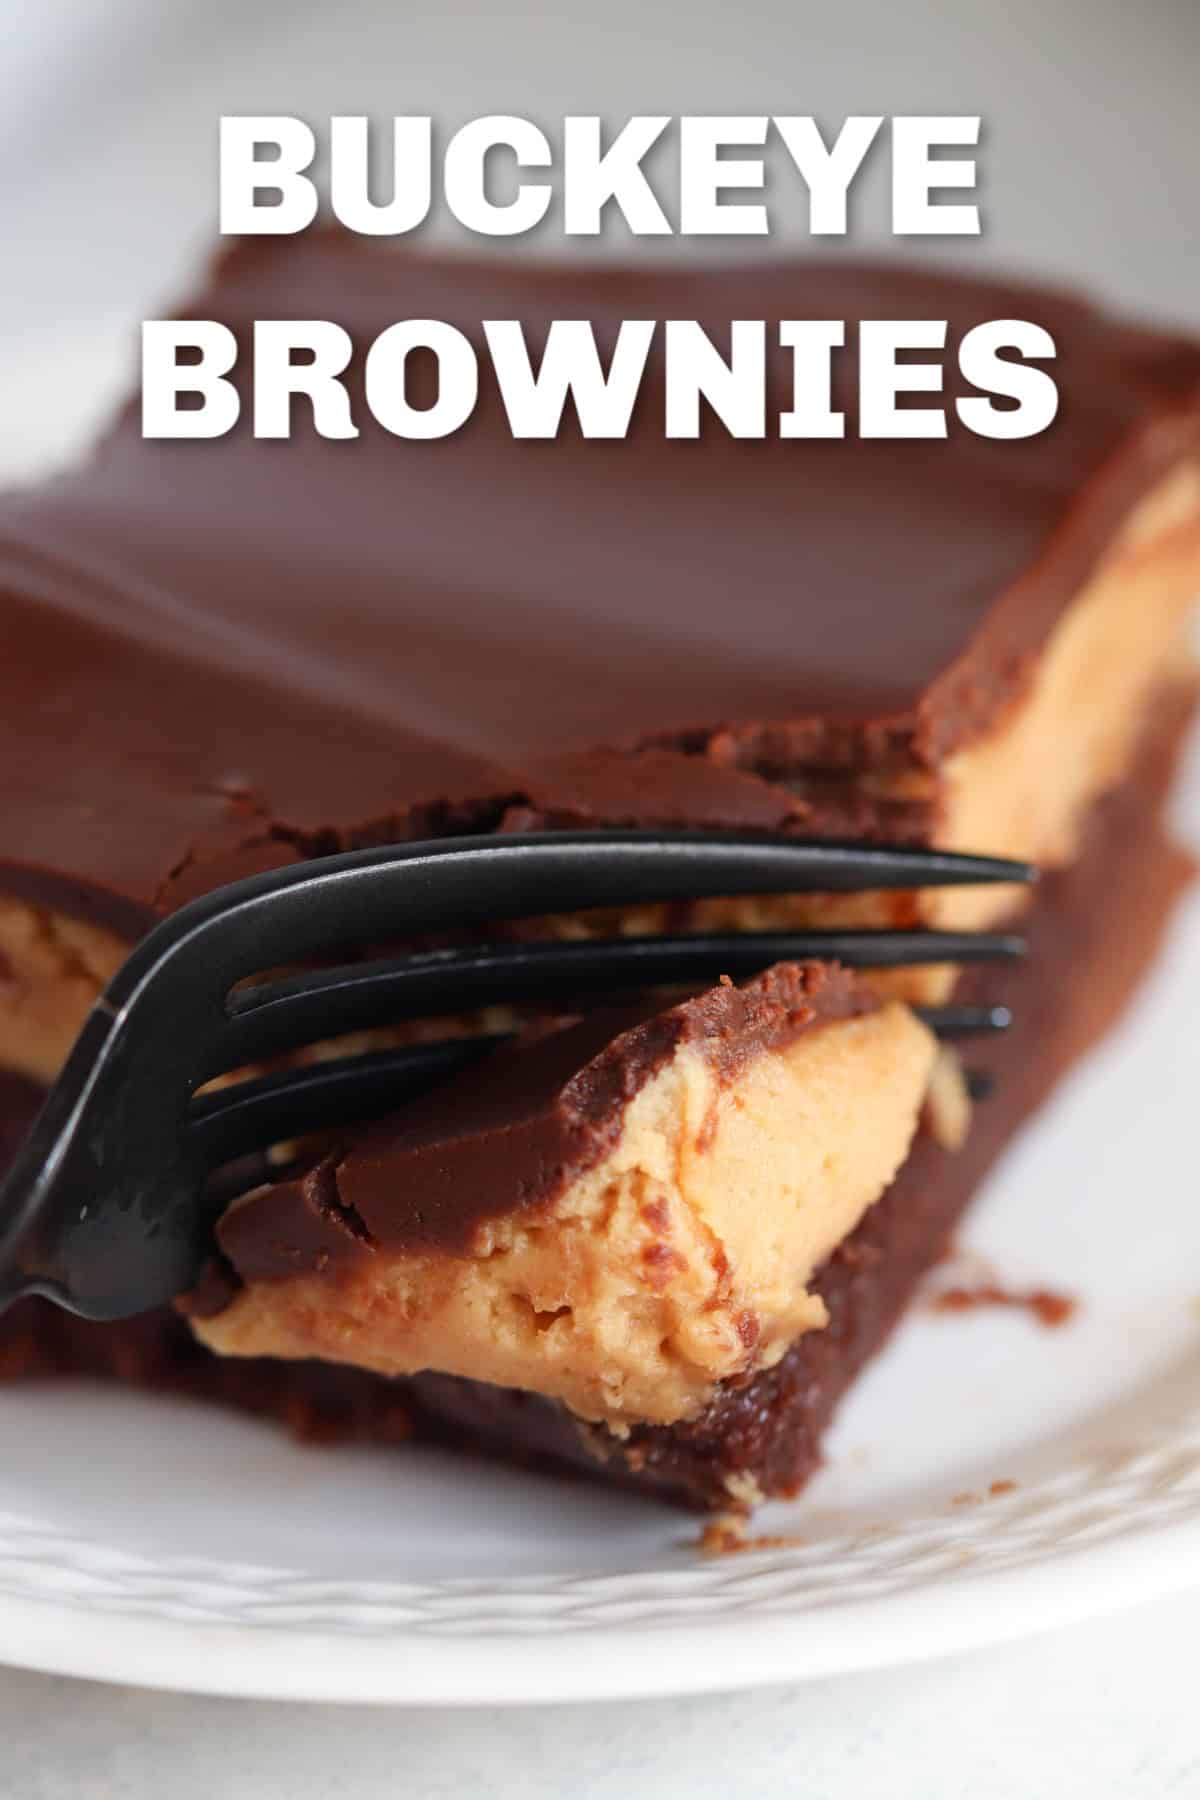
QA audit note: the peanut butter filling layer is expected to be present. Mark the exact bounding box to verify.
[1,460,1196,1085]
[0,460,1194,1094]
[934,462,1200,931]
[0,903,125,1084]
[530,462,1200,999]
[194,989,940,1429]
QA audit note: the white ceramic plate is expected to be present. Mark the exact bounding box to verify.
[0,725,1192,1704]
[1,327,1199,1704]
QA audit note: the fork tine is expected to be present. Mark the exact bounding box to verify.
[217,929,1025,1074]
[919,1003,1013,1037]
[193,1001,1012,1168]
[4,833,1033,1319]
[105,832,1035,1019]
[191,1038,512,1168]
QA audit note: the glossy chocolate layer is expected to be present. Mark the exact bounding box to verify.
[214,960,873,1281]
[2,682,1192,1507]
[1,239,1198,931]
[402,678,1200,1506]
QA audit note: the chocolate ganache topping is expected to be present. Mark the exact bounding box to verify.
[0,237,1197,933]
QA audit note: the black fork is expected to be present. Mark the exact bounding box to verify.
[0,831,1032,1320]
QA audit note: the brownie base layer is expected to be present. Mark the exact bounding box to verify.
[0,686,1193,1509]
[400,683,1197,1507]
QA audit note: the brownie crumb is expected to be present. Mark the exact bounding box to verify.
[931,1283,1077,1328]
[695,1515,807,1557]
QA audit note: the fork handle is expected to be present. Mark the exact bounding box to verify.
[0,1006,206,1318]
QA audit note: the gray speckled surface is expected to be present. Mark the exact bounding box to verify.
[0,1592,1198,1799]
